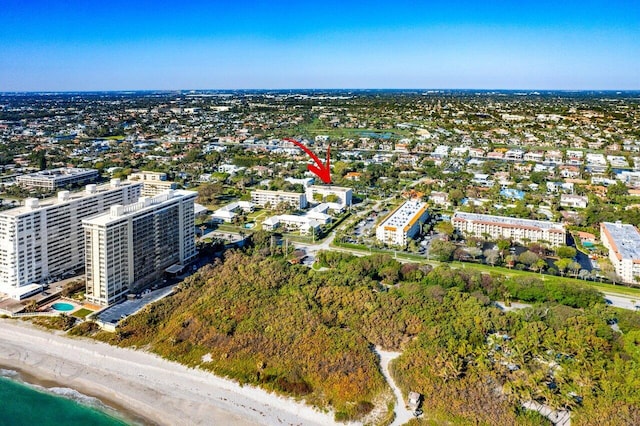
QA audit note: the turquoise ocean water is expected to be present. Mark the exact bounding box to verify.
[0,372,130,426]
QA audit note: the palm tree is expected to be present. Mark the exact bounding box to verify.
[532,258,547,274]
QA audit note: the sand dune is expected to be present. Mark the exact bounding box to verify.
[0,319,337,426]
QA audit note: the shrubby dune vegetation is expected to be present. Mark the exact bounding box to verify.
[85,236,640,424]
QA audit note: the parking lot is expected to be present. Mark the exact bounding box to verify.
[348,209,387,243]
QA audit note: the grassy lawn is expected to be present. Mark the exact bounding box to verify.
[247,210,267,221]
[73,308,93,319]
[216,223,246,233]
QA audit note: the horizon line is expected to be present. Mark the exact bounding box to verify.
[2,88,640,94]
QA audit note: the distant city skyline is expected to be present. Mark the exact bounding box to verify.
[1,0,638,91]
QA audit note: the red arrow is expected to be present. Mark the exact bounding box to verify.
[283,138,331,184]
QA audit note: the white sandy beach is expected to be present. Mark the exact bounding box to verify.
[0,319,338,426]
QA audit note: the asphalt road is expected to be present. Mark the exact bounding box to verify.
[603,292,640,311]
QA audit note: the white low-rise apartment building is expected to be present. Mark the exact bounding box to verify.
[83,190,196,306]
[376,201,429,246]
[261,203,332,235]
[251,189,307,210]
[16,167,99,190]
[0,180,142,298]
[305,185,353,210]
[600,221,640,284]
[262,215,321,235]
[211,201,255,223]
[451,212,566,247]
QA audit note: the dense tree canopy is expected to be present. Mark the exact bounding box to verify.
[85,248,640,424]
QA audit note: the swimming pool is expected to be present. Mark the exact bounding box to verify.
[51,302,74,312]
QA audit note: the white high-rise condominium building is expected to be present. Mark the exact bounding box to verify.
[0,180,141,298]
[376,200,429,246]
[600,221,640,284]
[83,190,196,306]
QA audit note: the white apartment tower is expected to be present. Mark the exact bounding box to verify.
[0,180,141,297]
[83,190,196,306]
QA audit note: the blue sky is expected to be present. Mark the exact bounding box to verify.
[1,1,638,91]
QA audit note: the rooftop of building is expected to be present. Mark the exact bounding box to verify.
[264,214,320,228]
[82,189,197,226]
[127,171,168,180]
[0,180,141,217]
[602,222,640,261]
[16,167,98,180]
[379,200,428,230]
[252,189,304,196]
[307,184,352,192]
[452,212,565,231]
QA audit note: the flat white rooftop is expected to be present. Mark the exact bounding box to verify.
[308,185,352,192]
[83,190,196,226]
[602,222,640,260]
[379,201,428,230]
[17,167,98,180]
[0,181,140,217]
[453,212,564,231]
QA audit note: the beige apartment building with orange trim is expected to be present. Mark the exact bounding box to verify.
[376,201,429,246]
[600,221,640,284]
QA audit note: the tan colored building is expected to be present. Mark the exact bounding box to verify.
[451,212,566,247]
[251,189,307,210]
[127,171,178,196]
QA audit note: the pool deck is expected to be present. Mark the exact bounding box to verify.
[40,299,88,315]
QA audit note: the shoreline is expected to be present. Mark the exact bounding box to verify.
[0,319,337,426]
[0,363,150,425]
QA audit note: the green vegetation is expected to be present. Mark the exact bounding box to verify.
[333,240,640,298]
[72,308,93,319]
[30,314,76,331]
[75,243,640,424]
